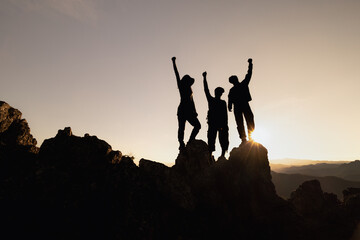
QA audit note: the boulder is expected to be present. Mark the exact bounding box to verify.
[228,141,274,194]
[174,140,212,175]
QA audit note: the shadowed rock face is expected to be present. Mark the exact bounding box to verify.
[0,101,21,133]
[174,139,212,175]
[39,127,118,167]
[0,101,37,152]
[343,188,360,218]
[289,180,357,239]
[0,101,359,240]
[290,180,326,217]
[0,101,38,184]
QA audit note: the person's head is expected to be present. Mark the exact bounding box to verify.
[181,75,195,87]
[229,75,238,85]
[215,87,224,98]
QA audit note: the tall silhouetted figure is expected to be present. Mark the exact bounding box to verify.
[203,72,229,157]
[172,57,201,150]
[228,58,255,144]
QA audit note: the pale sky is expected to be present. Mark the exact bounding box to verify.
[1,0,359,164]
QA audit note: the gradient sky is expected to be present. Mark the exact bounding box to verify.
[1,0,359,164]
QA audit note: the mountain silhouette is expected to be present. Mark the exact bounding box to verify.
[273,161,360,182]
[1,101,360,240]
[272,171,360,199]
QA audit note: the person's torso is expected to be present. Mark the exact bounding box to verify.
[178,85,197,116]
[229,82,252,104]
[207,98,227,127]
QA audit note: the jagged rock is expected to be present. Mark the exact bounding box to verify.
[57,126,72,137]
[108,150,123,164]
[343,188,360,203]
[289,180,341,216]
[3,119,37,147]
[176,141,303,239]
[0,101,37,152]
[36,127,124,214]
[174,139,212,175]
[0,101,21,133]
[139,158,194,210]
[140,158,169,173]
[0,101,38,184]
[39,127,113,166]
[343,188,360,219]
[1,101,360,240]
[229,141,271,181]
[289,180,326,217]
[289,180,355,239]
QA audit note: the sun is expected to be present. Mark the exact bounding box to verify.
[249,127,270,145]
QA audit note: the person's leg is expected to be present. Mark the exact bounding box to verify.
[219,126,229,157]
[188,116,201,142]
[243,103,255,140]
[234,109,246,141]
[207,125,217,153]
[178,115,186,149]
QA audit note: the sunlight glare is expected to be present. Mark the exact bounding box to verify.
[250,127,270,146]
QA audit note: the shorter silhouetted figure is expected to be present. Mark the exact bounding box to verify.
[203,72,229,157]
[228,58,255,144]
[172,57,201,150]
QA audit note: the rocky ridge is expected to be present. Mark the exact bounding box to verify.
[0,101,359,239]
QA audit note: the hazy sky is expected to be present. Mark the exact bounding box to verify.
[1,0,359,164]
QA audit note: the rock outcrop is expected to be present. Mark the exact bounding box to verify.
[0,101,38,153]
[174,139,212,175]
[1,101,359,240]
[343,188,360,219]
[39,127,120,167]
[289,180,357,239]
[0,101,38,191]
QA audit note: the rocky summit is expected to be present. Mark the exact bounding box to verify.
[0,101,359,240]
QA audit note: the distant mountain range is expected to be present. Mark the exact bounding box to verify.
[270,158,352,166]
[271,160,360,181]
[271,160,360,199]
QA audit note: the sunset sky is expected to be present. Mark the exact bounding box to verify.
[1,0,359,164]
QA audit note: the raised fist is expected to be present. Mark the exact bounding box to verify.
[172,57,176,62]
[248,58,252,63]
[202,71,207,77]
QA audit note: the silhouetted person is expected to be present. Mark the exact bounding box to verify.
[228,58,254,144]
[172,57,201,150]
[203,72,229,157]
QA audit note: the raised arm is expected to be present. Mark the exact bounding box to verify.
[172,57,181,89]
[202,72,211,101]
[242,58,253,85]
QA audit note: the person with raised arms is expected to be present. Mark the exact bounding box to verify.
[228,58,255,145]
[203,71,229,158]
[171,57,201,150]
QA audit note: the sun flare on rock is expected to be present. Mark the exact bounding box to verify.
[249,127,270,146]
